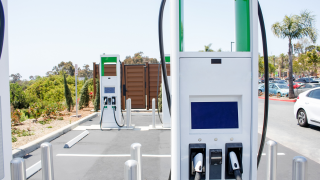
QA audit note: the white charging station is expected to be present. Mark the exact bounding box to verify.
[170,0,258,179]
[0,1,13,179]
[100,54,124,128]
[162,54,171,128]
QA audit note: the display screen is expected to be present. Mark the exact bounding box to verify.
[191,102,239,129]
[104,87,115,93]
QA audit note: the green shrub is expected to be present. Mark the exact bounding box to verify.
[20,113,28,122]
[11,109,22,125]
[47,126,52,128]
[57,117,63,120]
[29,103,42,121]
[79,80,90,110]
[10,83,28,109]
[12,136,17,142]
[94,79,100,112]
[64,74,74,112]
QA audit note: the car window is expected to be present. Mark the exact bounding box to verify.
[310,90,320,100]
[300,85,306,89]
[307,91,314,97]
[314,84,320,87]
[305,84,312,88]
[278,85,289,89]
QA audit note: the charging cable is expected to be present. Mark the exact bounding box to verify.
[229,151,242,180]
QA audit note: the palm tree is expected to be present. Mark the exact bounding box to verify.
[199,43,214,52]
[271,10,317,99]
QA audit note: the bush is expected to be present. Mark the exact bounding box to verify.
[12,136,17,142]
[20,113,28,122]
[64,74,74,112]
[79,80,90,110]
[57,117,63,120]
[29,103,42,121]
[47,126,52,128]
[11,109,22,125]
[10,83,28,109]
[94,79,100,112]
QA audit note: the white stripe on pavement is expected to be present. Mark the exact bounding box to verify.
[56,154,171,157]
[262,153,285,156]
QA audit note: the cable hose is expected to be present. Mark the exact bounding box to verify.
[0,1,4,59]
[113,107,124,127]
[119,60,126,122]
[158,0,171,179]
[99,107,104,131]
[257,1,269,167]
[156,62,163,124]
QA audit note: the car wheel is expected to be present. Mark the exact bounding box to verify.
[297,109,309,127]
[258,90,262,96]
[277,92,281,98]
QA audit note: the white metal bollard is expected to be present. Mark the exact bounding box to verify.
[152,98,155,128]
[266,140,277,180]
[131,143,142,180]
[124,160,138,180]
[126,98,132,128]
[10,158,26,180]
[41,142,54,180]
[292,156,308,180]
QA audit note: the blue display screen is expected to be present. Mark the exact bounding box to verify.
[104,87,115,93]
[191,102,239,129]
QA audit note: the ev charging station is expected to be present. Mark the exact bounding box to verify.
[0,0,12,179]
[100,54,125,128]
[161,54,171,128]
[169,0,258,179]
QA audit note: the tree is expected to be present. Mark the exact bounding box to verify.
[52,61,75,76]
[123,52,158,64]
[272,10,317,98]
[306,49,320,76]
[94,79,100,112]
[79,80,90,110]
[199,43,214,52]
[29,76,35,80]
[10,73,22,83]
[64,74,74,111]
[78,64,93,78]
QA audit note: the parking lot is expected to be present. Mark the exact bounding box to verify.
[21,100,320,180]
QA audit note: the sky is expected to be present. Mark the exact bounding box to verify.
[8,0,320,79]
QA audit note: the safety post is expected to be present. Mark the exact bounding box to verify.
[130,143,142,180]
[10,158,26,180]
[152,98,155,128]
[266,140,277,180]
[124,160,138,180]
[41,142,54,180]
[126,98,131,127]
[292,156,307,180]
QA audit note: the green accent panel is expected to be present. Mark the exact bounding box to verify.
[101,57,117,76]
[235,0,250,52]
[179,0,184,52]
[165,56,170,63]
[104,106,108,109]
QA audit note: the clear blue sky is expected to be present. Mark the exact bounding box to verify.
[8,0,320,79]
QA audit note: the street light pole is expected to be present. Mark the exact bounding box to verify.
[231,42,235,52]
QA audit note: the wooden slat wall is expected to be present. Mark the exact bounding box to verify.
[147,64,170,109]
[104,64,116,76]
[125,65,146,109]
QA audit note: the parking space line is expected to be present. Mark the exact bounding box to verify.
[26,161,41,179]
[56,154,171,157]
[261,153,285,156]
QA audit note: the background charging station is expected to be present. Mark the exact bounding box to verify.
[161,54,171,128]
[100,54,123,128]
[0,0,13,179]
[169,0,258,179]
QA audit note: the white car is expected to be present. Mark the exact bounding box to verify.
[294,87,320,127]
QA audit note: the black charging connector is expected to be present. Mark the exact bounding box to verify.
[225,143,243,179]
[189,144,206,180]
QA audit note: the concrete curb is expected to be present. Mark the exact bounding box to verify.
[12,113,98,158]
[258,96,297,102]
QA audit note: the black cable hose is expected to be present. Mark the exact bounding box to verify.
[0,1,5,59]
[158,0,171,179]
[113,107,124,127]
[158,0,171,116]
[119,60,125,121]
[156,62,163,124]
[257,1,269,167]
